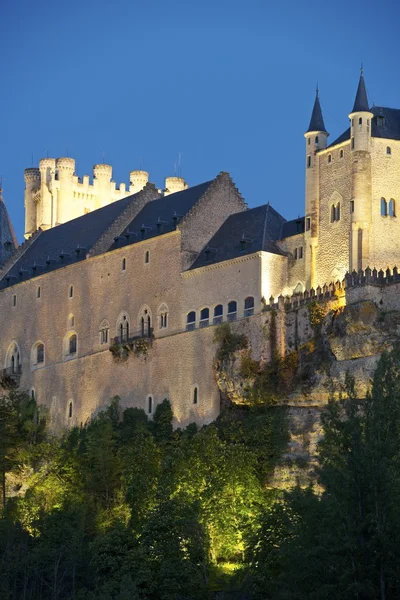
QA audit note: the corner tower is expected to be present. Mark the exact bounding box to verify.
[304,88,329,288]
[348,69,374,271]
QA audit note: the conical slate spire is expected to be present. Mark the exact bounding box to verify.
[351,69,370,113]
[306,88,327,133]
[0,186,17,267]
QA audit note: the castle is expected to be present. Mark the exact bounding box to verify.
[0,70,399,428]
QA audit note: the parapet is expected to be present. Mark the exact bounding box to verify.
[39,158,56,171]
[24,168,40,182]
[56,157,75,174]
[93,164,112,180]
[164,176,188,196]
[130,170,149,187]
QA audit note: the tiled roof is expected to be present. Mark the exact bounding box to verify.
[329,107,400,148]
[281,217,305,238]
[351,72,370,113]
[306,91,328,134]
[109,181,213,252]
[189,204,286,270]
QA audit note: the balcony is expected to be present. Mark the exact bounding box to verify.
[0,365,22,388]
[112,327,154,346]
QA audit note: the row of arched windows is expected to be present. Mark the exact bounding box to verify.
[186,297,255,331]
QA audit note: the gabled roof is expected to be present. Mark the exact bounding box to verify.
[0,195,17,267]
[351,72,370,113]
[329,107,400,148]
[189,204,286,270]
[306,91,328,134]
[109,181,213,252]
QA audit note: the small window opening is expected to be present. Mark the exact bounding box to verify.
[387,146,392,156]
[145,251,150,264]
[186,311,196,331]
[351,138,355,150]
[147,396,153,415]
[350,200,355,214]
[335,203,341,221]
[294,248,298,260]
[122,258,126,271]
[37,286,41,299]
[315,135,319,144]
[69,334,77,354]
[307,155,311,168]
[101,328,109,344]
[12,294,16,307]
[193,387,198,405]
[381,197,388,216]
[389,199,396,217]
[298,247,303,259]
[68,402,73,418]
[351,119,354,126]
[328,154,332,164]
[69,285,74,298]
[308,138,310,146]
[358,117,362,125]
[306,217,311,231]
[36,343,44,364]
[340,149,344,158]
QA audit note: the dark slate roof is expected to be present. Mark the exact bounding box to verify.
[0,196,18,267]
[0,193,137,288]
[329,106,400,148]
[352,72,370,113]
[190,204,286,270]
[281,217,305,238]
[109,180,213,252]
[306,91,328,133]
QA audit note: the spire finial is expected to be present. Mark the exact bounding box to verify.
[316,81,319,96]
[360,62,364,75]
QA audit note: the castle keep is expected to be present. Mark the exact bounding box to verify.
[0,71,399,428]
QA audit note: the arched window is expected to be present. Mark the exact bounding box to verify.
[69,334,77,355]
[145,250,150,264]
[213,304,223,325]
[193,387,198,405]
[358,117,362,125]
[387,146,392,156]
[227,301,237,322]
[315,136,319,144]
[36,343,44,364]
[147,396,153,415]
[158,304,169,330]
[6,343,21,376]
[389,199,396,217]
[199,308,210,328]
[381,197,388,216]
[335,203,340,221]
[331,205,336,222]
[244,296,255,317]
[99,320,110,344]
[138,307,152,338]
[186,311,196,331]
[117,313,130,342]
[122,258,126,271]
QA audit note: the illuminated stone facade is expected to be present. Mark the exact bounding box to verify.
[1,71,399,429]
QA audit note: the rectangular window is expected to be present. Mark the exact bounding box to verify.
[350,200,355,213]
[101,329,109,344]
[37,286,41,299]
[307,156,311,168]
[351,138,355,150]
[306,217,311,231]
[12,295,16,307]
[299,247,303,259]
[294,248,298,260]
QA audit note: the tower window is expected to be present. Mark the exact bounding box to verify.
[145,251,150,264]
[308,138,310,146]
[69,334,77,355]
[147,396,153,415]
[358,117,362,125]
[350,200,355,214]
[37,286,41,299]
[331,203,341,222]
[381,197,388,216]
[193,387,198,405]
[294,248,298,260]
[328,154,332,164]
[351,119,354,127]
[12,294,16,307]
[69,401,73,418]
[351,138,355,150]
[387,146,392,156]
[69,285,74,298]
[306,217,311,231]
[307,156,311,168]
[122,258,126,271]
[389,199,396,217]
[315,136,319,144]
[340,149,344,158]
[298,247,303,259]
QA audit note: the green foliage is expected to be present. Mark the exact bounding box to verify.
[308,299,328,328]
[246,351,299,405]
[214,322,248,361]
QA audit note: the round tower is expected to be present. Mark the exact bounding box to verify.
[93,164,112,208]
[39,158,57,229]
[24,168,41,238]
[129,170,149,194]
[304,88,329,288]
[348,69,374,271]
[164,176,188,196]
[56,158,75,224]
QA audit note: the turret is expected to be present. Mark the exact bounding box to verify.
[164,176,188,196]
[24,167,40,238]
[304,88,329,287]
[55,158,75,224]
[93,164,112,208]
[348,69,374,271]
[39,158,57,229]
[129,170,149,195]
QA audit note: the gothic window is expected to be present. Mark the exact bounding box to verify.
[36,343,44,364]
[69,334,77,355]
[389,199,396,217]
[69,285,74,298]
[122,258,126,271]
[138,307,152,337]
[213,304,223,325]
[193,387,198,405]
[381,197,388,216]
[6,343,21,375]
[387,146,392,156]
[187,311,196,331]
[147,396,153,415]
[99,320,110,344]
[200,308,210,328]
[117,313,130,342]
[244,296,255,317]
[158,304,169,330]
[227,301,237,322]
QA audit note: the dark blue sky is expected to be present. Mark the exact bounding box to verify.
[1,0,399,241]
